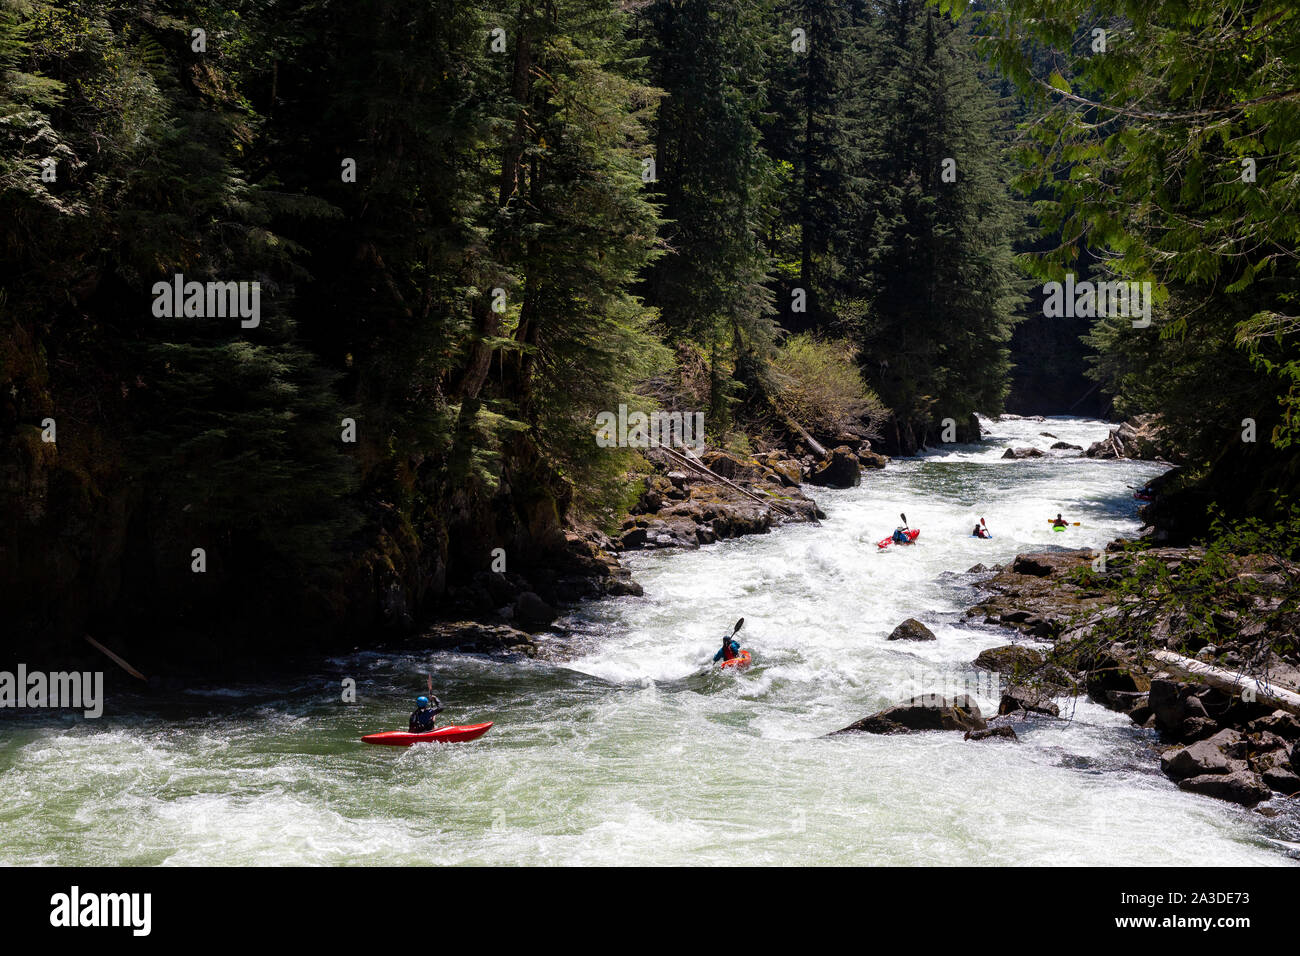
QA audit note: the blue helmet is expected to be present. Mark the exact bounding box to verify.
[416,696,430,708]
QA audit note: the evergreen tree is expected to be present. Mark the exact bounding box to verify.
[854,0,1024,448]
[640,0,777,431]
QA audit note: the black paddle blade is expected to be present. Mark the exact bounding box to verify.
[900,513,908,526]
[732,617,745,635]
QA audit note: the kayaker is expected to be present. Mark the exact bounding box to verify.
[971,522,990,539]
[713,634,742,663]
[1051,513,1068,529]
[892,524,910,544]
[409,694,444,733]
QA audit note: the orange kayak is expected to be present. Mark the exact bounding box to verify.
[719,650,752,670]
[361,722,494,746]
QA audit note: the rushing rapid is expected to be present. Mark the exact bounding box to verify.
[2,417,1297,865]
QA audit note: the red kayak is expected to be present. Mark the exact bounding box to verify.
[877,529,920,550]
[361,722,493,746]
[719,649,752,670]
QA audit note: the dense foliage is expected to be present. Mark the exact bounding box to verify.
[955,0,1300,521]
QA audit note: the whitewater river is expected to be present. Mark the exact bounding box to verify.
[4,416,1298,865]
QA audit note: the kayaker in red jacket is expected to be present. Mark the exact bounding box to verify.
[409,695,444,732]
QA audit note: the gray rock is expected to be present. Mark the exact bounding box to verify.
[1001,447,1045,459]
[513,591,557,626]
[1248,711,1300,740]
[886,618,936,642]
[974,644,1044,673]
[1160,736,1245,780]
[806,446,862,488]
[1177,770,1271,806]
[998,687,1060,717]
[1011,555,1054,577]
[832,694,986,735]
[965,726,1017,742]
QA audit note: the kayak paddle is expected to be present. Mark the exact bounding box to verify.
[1046,520,1082,526]
[981,516,991,539]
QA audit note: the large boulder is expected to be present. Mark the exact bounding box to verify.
[513,591,557,627]
[806,445,862,488]
[1177,770,1271,807]
[832,694,987,735]
[1011,555,1055,577]
[1001,447,1045,459]
[1160,730,1247,780]
[886,618,936,642]
[974,644,1044,673]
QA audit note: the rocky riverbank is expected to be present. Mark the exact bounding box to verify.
[966,547,1300,806]
[836,544,1300,808]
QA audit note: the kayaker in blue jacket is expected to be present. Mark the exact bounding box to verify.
[713,636,741,663]
[892,525,910,544]
[409,694,444,732]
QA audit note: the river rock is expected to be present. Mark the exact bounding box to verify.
[806,446,862,488]
[965,726,1017,741]
[1177,770,1271,806]
[754,454,803,488]
[886,618,936,642]
[1085,414,1177,462]
[974,644,1044,673]
[857,448,889,469]
[698,449,768,483]
[1250,747,1300,795]
[425,620,538,655]
[513,591,557,627]
[1001,447,1045,459]
[1160,730,1247,780]
[1248,710,1300,741]
[1011,555,1055,577]
[1050,441,1083,451]
[1084,650,1150,705]
[1293,740,1300,774]
[832,694,986,735]
[999,687,1060,717]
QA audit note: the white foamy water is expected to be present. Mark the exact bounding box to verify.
[2,417,1296,865]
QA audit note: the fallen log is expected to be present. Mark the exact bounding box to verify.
[1145,648,1300,716]
[85,634,148,682]
[659,445,797,519]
